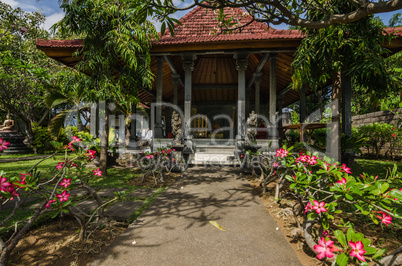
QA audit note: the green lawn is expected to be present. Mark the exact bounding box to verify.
[351,158,402,179]
[0,153,39,159]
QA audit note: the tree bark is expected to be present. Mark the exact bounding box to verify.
[341,70,352,137]
[331,72,342,163]
[99,103,109,175]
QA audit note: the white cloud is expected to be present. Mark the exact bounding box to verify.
[1,0,19,8]
[43,12,64,32]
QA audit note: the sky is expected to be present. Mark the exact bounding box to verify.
[1,0,402,32]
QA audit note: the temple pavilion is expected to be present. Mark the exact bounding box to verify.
[36,6,402,164]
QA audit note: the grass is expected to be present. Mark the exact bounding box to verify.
[0,153,40,159]
[351,158,402,178]
[0,155,69,178]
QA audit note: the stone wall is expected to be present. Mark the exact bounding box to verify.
[352,108,402,157]
[352,108,402,127]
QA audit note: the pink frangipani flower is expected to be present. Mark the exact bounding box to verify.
[312,200,327,214]
[304,202,312,213]
[314,237,335,260]
[85,150,96,160]
[336,178,347,185]
[0,177,11,192]
[72,136,82,142]
[0,138,10,151]
[341,164,352,174]
[56,191,70,202]
[376,211,392,226]
[275,148,289,158]
[349,240,366,262]
[273,162,279,168]
[93,168,102,176]
[56,162,64,170]
[45,199,57,208]
[60,178,71,188]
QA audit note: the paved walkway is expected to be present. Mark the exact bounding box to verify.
[92,167,301,266]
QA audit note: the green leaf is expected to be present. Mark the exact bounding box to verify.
[389,189,402,200]
[372,248,387,259]
[345,193,353,200]
[353,233,364,242]
[289,183,297,189]
[380,183,389,194]
[336,253,349,266]
[209,221,226,231]
[334,230,347,248]
[347,228,354,242]
[365,246,377,255]
[360,262,369,266]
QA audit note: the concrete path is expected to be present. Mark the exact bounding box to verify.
[92,167,301,266]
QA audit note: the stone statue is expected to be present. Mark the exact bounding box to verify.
[0,115,15,132]
[171,111,183,145]
[246,111,257,142]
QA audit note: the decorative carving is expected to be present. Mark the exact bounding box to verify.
[246,111,257,143]
[0,115,15,132]
[171,111,183,145]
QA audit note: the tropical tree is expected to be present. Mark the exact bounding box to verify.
[132,0,402,30]
[291,1,393,161]
[54,0,158,174]
[0,2,62,146]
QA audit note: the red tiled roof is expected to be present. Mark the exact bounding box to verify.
[36,38,83,48]
[157,6,303,45]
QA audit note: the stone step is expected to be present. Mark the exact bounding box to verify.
[196,145,235,153]
[188,153,240,166]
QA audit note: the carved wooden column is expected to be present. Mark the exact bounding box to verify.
[269,54,278,139]
[182,54,195,135]
[254,72,262,115]
[172,74,180,106]
[154,56,164,138]
[234,52,249,137]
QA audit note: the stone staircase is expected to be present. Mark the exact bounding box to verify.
[0,132,32,154]
[189,144,238,166]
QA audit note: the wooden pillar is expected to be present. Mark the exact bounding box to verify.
[255,72,262,115]
[182,54,195,135]
[172,74,180,106]
[90,102,97,138]
[299,86,306,123]
[234,52,249,137]
[277,95,284,130]
[342,70,352,137]
[269,54,278,138]
[331,72,341,162]
[130,102,137,140]
[154,56,164,138]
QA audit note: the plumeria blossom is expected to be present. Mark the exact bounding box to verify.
[0,177,11,192]
[45,199,57,208]
[93,168,102,176]
[273,162,280,168]
[0,138,10,151]
[304,202,312,213]
[341,164,352,174]
[392,133,396,138]
[60,178,71,188]
[56,191,70,202]
[85,150,96,160]
[322,230,329,237]
[336,177,347,185]
[314,237,335,259]
[312,200,327,214]
[349,240,366,262]
[56,162,64,170]
[275,148,289,158]
[376,211,392,226]
[72,136,82,142]
[64,142,75,151]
